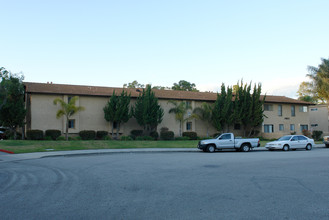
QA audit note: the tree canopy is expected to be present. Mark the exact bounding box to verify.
[133,85,164,133]
[168,100,192,136]
[298,57,329,104]
[123,80,144,89]
[103,90,131,138]
[0,67,26,139]
[171,80,199,92]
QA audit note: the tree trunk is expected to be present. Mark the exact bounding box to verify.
[13,127,17,140]
[66,117,69,141]
[21,125,25,140]
[111,122,114,138]
[116,123,120,139]
[179,121,182,136]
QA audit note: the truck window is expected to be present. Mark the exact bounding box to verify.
[221,134,231,140]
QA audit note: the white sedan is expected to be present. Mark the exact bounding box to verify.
[265,135,314,151]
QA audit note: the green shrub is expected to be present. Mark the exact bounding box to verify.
[96,131,109,140]
[104,136,112,140]
[182,132,197,140]
[44,136,52,141]
[120,136,133,141]
[79,130,96,140]
[136,136,154,141]
[160,131,174,140]
[175,136,190,141]
[150,131,159,140]
[45,129,61,140]
[131,130,143,137]
[4,130,22,140]
[56,136,65,141]
[312,130,323,141]
[26,130,44,140]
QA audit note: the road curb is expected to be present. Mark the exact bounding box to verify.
[0,149,14,154]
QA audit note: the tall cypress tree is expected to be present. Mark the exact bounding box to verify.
[133,85,164,134]
[103,90,131,138]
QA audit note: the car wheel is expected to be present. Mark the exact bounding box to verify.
[306,144,312,151]
[207,145,215,153]
[282,145,289,151]
[240,144,250,152]
[326,144,329,148]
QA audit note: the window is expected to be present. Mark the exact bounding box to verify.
[68,119,75,129]
[234,124,241,130]
[299,106,307,112]
[278,105,282,116]
[264,104,273,111]
[186,122,192,131]
[68,96,73,103]
[221,134,231,139]
[298,136,307,141]
[264,124,274,133]
[291,105,295,116]
[290,124,295,131]
[310,108,318,111]
[279,124,284,131]
[300,124,308,132]
[186,101,192,109]
[311,124,318,127]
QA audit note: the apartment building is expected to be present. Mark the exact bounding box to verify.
[24,82,313,139]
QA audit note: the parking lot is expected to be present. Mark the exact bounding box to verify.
[1,147,329,219]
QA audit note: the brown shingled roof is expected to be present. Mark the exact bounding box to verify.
[24,82,313,105]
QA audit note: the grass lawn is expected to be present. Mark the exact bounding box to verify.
[0,140,200,154]
[0,140,322,154]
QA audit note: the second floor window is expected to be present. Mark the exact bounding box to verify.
[264,104,273,111]
[291,105,295,116]
[278,105,282,116]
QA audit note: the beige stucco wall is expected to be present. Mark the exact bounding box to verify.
[309,105,329,136]
[28,93,312,139]
[30,94,64,132]
[262,103,310,139]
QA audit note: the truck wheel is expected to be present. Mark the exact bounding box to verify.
[306,144,312,151]
[240,144,250,152]
[207,145,215,153]
[282,145,289,151]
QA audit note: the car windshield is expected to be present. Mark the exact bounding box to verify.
[277,136,292,141]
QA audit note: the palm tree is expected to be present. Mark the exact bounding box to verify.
[53,96,85,141]
[168,100,191,136]
[192,102,213,137]
[307,58,329,104]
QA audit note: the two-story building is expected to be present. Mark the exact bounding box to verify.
[24,82,313,139]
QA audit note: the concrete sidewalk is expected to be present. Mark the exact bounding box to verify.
[0,144,326,163]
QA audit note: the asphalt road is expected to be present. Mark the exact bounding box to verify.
[1,148,329,220]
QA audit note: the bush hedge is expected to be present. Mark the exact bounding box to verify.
[96,131,108,140]
[150,131,159,140]
[312,130,323,141]
[79,130,96,140]
[45,129,61,140]
[120,136,133,141]
[182,132,197,140]
[27,130,44,140]
[160,131,174,140]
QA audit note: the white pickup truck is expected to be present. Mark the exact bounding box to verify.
[198,133,260,152]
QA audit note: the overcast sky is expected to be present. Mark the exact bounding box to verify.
[1,0,329,98]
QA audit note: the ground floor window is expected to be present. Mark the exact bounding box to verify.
[264,124,274,133]
[290,124,295,131]
[68,119,75,129]
[186,122,192,131]
[300,124,308,132]
[279,124,284,131]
